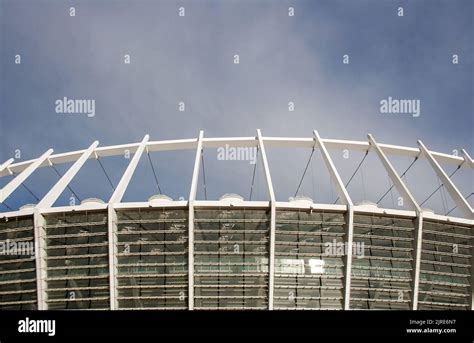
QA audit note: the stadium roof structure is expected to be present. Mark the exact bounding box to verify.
[0,130,472,311]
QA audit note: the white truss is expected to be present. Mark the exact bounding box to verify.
[0,130,472,311]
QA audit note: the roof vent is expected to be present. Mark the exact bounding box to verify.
[219,193,244,204]
[148,194,173,203]
[356,200,378,208]
[80,198,105,206]
[19,203,36,210]
[289,195,313,205]
[421,207,434,214]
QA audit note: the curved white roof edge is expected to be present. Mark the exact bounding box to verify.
[0,130,472,221]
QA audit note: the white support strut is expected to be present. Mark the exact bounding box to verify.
[314,131,352,206]
[188,130,204,310]
[0,149,54,204]
[256,129,276,310]
[109,135,150,204]
[461,149,473,169]
[368,135,420,213]
[37,141,99,209]
[418,141,473,219]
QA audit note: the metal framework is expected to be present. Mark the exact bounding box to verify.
[0,130,472,311]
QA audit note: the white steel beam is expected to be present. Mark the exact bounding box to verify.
[411,213,424,310]
[36,141,99,209]
[203,137,257,149]
[108,205,118,310]
[343,205,354,310]
[256,129,276,310]
[256,131,276,204]
[368,135,420,213]
[418,140,473,219]
[189,131,205,202]
[2,137,471,178]
[0,149,53,204]
[462,149,473,169]
[314,131,352,206]
[188,130,204,310]
[109,135,149,203]
[33,209,48,310]
[0,158,14,174]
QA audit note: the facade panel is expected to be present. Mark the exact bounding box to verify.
[418,220,472,310]
[274,210,345,310]
[0,215,37,310]
[350,214,414,310]
[43,211,109,309]
[116,208,188,309]
[193,208,270,309]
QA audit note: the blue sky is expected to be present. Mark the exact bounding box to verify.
[0,0,472,214]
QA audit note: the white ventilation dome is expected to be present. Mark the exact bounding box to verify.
[19,203,36,210]
[289,195,314,205]
[148,194,173,204]
[356,200,378,208]
[80,198,105,206]
[219,193,244,204]
[421,207,434,214]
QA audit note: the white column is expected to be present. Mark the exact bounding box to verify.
[107,134,149,310]
[108,205,118,310]
[411,213,424,310]
[344,206,355,310]
[418,141,473,219]
[33,209,47,310]
[36,141,99,208]
[108,135,149,204]
[256,129,276,310]
[188,131,204,310]
[0,149,53,203]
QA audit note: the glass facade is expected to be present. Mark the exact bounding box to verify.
[0,215,37,309]
[116,208,188,309]
[274,210,346,310]
[193,208,270,309]
[350,215,414,310]
[0,208,472,310]
[44,211,110,309]
[418,220,472,310]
